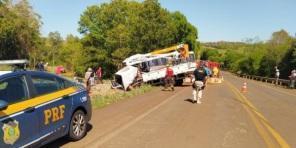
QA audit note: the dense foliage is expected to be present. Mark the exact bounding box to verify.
[0,0,41,60]
[2,0,294,80]
[77,0,199,77]
[201,30,296,79]
[0,0,198,78]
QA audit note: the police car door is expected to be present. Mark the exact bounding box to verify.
[0,74,39,147]
[29,74,73,144]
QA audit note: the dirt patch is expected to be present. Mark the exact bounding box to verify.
[87,81,153,109]
[88,81,120,97]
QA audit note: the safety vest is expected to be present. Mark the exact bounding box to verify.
[166,68,174,78]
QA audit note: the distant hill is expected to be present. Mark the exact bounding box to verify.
[201,41,249,50]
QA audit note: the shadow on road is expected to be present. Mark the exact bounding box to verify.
[161,84,192,91]
[184,98,194,104]
[178,84,193,87]
[161,88,175,91]
[42,123,93,148]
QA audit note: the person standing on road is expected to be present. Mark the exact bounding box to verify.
[289,69,296,89]
[164,64,174,91]
[275,66,280,85]
[192,63,208,104]
[204,62,212,77]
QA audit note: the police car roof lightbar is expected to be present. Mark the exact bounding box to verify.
[0,59,29,71]
[0,59,29,65]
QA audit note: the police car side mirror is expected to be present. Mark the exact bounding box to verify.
[0,100,8,110]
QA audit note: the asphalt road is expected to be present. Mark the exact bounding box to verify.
[46,72,296,148]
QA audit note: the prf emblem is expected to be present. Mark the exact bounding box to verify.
[2,120,20,145]
[44,105,65,125]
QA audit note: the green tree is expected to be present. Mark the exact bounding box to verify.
[171,11,199,55]
[200,49,220,61]
[258,56,277,77]
[78,0,137,76]
[60,35,83,71]
[0,0,41,60]
[258,30,293,77]
[223,50,243,72]
[78,0,198,77]
[201,30,293,78]
[279,41,296,78]
[46,31,63,66]
[132,0,175,53]
[238,43,266,75]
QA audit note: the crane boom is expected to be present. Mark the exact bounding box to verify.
[150,44,189,58]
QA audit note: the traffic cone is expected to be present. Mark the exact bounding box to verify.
[241,82,247,93]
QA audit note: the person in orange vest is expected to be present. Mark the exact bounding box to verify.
[164,64,174,91]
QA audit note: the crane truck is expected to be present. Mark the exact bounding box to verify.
[112,44,197,90]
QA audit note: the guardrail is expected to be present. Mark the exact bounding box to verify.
[235,73,291,87]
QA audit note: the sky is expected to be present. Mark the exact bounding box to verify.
[29,0,296,42]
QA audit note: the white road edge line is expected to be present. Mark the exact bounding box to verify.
[229,72,296,97]
[89,88,188,147]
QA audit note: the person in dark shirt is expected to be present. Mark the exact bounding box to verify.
[192,63,208,104]
[35,61,45,71]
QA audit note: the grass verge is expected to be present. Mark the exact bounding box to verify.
[91,85,153,109]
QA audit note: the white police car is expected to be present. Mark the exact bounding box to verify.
[0,60,92,147]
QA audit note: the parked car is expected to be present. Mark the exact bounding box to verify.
[55,66,66,75]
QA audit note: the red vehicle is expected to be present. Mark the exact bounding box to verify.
[55,66,65,75]
[207,61,220,69]
[197,60,223,83]
[196,61,220,69]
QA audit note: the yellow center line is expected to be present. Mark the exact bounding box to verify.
[225,80,290,148]
[225,81,277,148]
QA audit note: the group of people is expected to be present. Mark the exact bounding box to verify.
[275,66,296,89]
[35,61,48,71]
[35,61,65,75]
[85,66,103,92]
[164,62,210,104]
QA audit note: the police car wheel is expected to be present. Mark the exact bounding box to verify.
[68,110,87,140]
